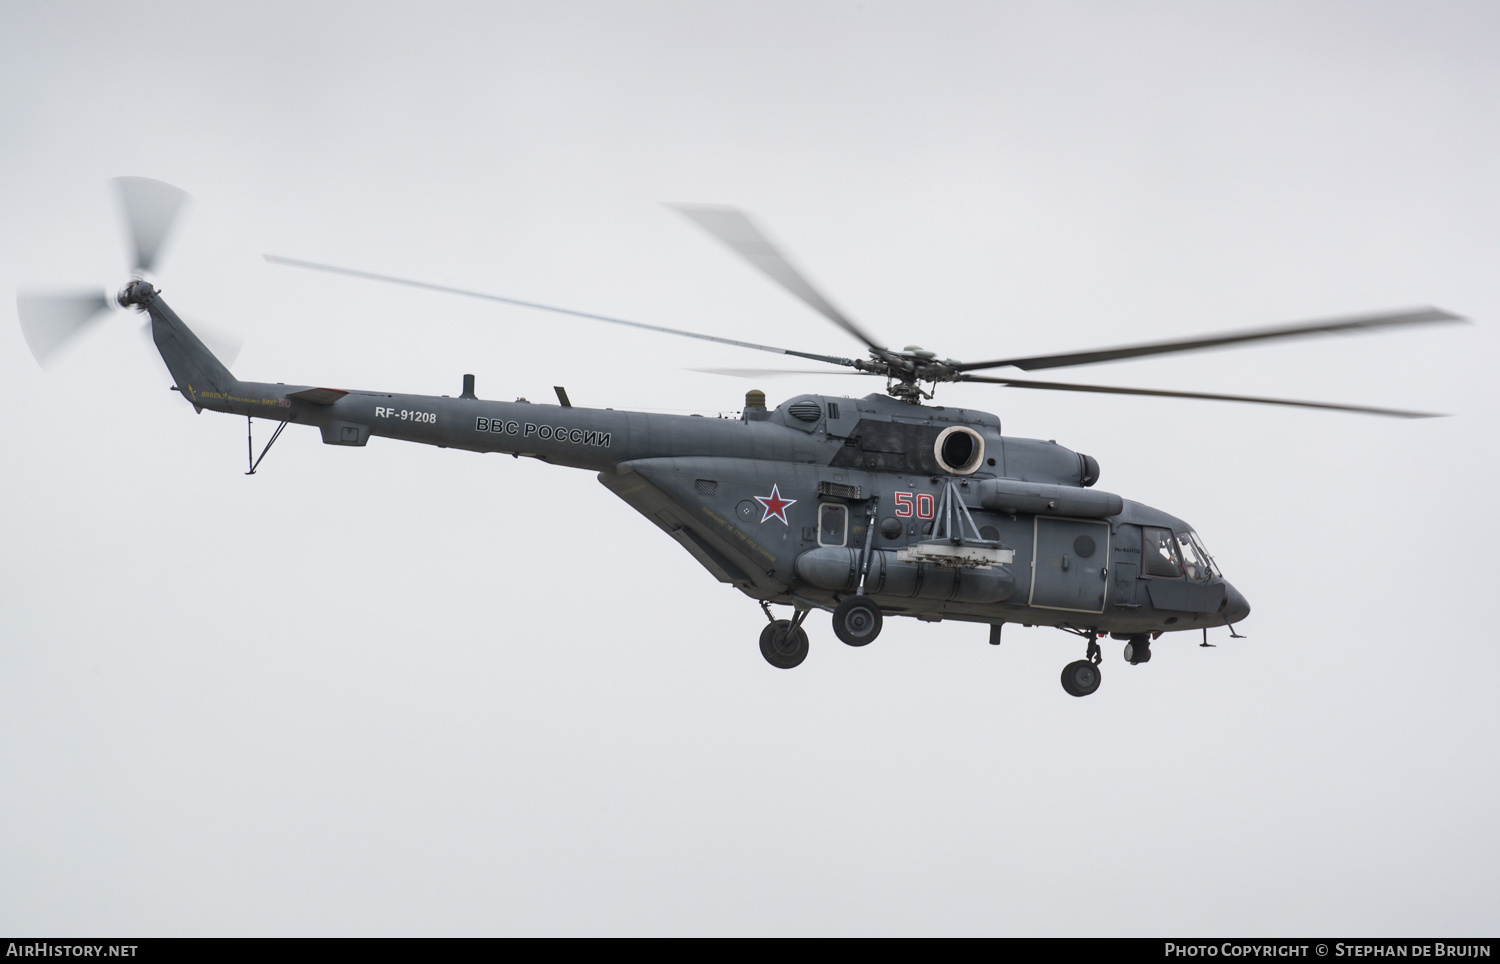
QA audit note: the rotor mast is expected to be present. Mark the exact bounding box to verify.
[849,346,969,402]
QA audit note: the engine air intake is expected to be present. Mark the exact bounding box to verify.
[933,425,985,475]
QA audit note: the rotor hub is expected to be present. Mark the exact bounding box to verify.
[117,279,157,308]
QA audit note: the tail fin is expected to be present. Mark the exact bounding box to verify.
[119,280,237,408]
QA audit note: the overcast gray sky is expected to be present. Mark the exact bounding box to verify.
[3,0,1497,936]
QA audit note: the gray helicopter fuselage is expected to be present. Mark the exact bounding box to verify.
[138,281,1249,638]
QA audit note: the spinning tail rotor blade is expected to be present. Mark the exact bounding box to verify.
[137,316,243,369]
[114,176,190,275]
[668,205,888,353]
[959,374,1444,418]
[194,319,243,369]
[16,289,112,366]
[956,308,1466,373]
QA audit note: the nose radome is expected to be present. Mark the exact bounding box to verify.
[1223,583,1251,624]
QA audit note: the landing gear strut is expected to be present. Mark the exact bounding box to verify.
[759,606,811,669]
[832,502,885,648]
[1060,633,1103,697]
[831,595,883,647]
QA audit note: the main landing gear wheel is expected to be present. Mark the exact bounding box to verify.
[831,595,883,647]
[1060,659,1102,697]
[759,619,809,669]
[1123,636,1152,665]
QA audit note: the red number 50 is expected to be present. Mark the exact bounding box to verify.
[894,492,935,519]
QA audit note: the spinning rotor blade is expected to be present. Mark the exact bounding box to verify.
[669,205,888,353]
[114,177,190,275]
[263,255,861,369]
[959,374,1444,418]
[136,316,243,369]
[690,366,874,378]
[957,307,1466,373]
[16,289,112,365]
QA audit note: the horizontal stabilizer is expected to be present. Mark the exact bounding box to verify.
[288,387,348,405]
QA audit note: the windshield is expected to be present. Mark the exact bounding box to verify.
[1175,530,1217,582]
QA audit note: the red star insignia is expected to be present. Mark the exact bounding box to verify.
[753,484,797,525]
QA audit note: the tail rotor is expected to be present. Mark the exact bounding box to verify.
[16,288,113,367]
[16,177,193,366]
[114,176,189,277]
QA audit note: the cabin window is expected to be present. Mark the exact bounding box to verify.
[1143,526,1182,577]
[818,503,849,547]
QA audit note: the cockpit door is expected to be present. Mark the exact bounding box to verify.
[1030,517,1110,613]
[1111,523,1141,608]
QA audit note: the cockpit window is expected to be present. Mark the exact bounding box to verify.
[1175,530,1212,582]
[1143,526,1182,577]
[1185,530,1220,578]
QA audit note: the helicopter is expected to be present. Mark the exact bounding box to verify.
[16,178,1465,697]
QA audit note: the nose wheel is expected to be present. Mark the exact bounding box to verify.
[1060,633,1104,697]
[1060,659,1102,697]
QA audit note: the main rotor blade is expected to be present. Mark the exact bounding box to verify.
[263,255,860,369]
[959,374,1444,418]
[690,366,877,378]
[16,289,112,365]
[114,177,190,275]
[956,307,1466,373]
[668,205,887,353]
